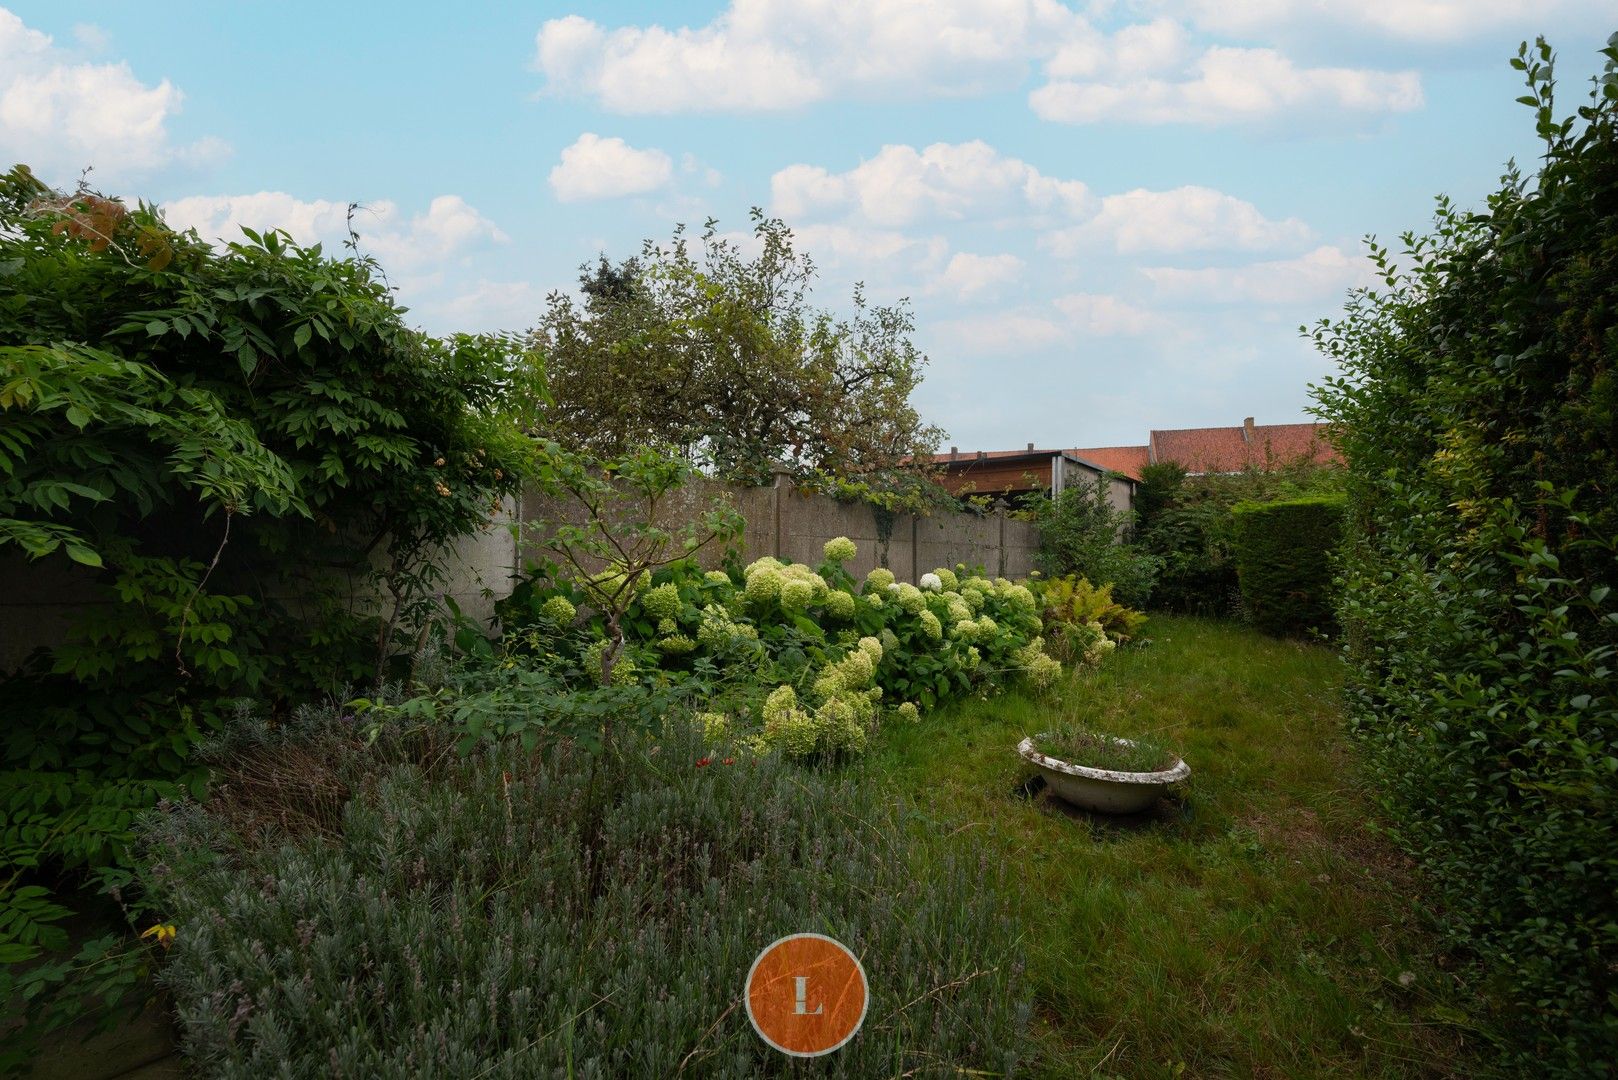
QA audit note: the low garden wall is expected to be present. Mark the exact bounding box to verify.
[0,473,1041,671]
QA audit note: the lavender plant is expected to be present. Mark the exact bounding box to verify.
[138,719,1030,1076]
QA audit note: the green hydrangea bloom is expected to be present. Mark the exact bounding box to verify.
[879,628,900,655]
[696,711,729,743]
[918,609,943,640]
[865,567,895,590]
[582,639,639,685]
[932,568,959,591]
[744,567,784,605]
[896,701,920,723]
[894,583,925,614]
[704,570,733,585]
[780,579,816,612]
[1003,583,1036,613]
[541,595,576,624]
[825,589,856,621]
[656,617,677,634]
[657,634,697,654]
[857,636,883,664]
[823,536,857,563]
[641,582,681,621]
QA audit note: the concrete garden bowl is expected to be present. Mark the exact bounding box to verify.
[1017,734,1190,814]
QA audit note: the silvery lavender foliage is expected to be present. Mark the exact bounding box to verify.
[139,724,1030,1077]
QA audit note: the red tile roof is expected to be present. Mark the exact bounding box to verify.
[1149,422,1337,474]
[1068,445,1149,482]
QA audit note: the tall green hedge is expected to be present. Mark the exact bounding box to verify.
[1229,496,1343,637]
[1309,37,1618,1073]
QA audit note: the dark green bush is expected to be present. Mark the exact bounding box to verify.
[138,717,1030,1077]
[0,166,535,1041]
[1229,496,1344,638]
[1310,36,1618,1072]
[1135,460,1343,616]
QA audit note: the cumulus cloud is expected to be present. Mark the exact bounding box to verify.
[531,2,1425,128]
[1142,244,1374,304]
[0,8,223,180]
[1030,45,1421,126]
[929,252,1025,298]
[548,132,674,202]
[1156,0,1574,42]
[1042,185,1310,256]
[162,191,507,269]
[533,1,1083,113]
[772,141,1090,227]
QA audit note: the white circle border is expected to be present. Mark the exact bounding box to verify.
[743,932,870,1059]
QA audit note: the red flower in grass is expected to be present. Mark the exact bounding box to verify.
[696,757,712,768]
[722,758,736,766]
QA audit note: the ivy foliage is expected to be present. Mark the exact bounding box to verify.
[0,166,536,974]
[1310,37,1618,1072]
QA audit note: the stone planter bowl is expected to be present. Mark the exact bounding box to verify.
[1017,733,1190,814]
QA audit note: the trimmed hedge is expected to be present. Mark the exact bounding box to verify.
[1229,496,1343,637]
[1309,39,1618,1072]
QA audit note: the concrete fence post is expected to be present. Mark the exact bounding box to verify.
[996,507,1007,578]
[910,516,920,583]
[771,467,792,559]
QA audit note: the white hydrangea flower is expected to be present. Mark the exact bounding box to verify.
[919,572,943,592]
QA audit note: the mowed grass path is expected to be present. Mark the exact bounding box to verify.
[869,616,1472,1079]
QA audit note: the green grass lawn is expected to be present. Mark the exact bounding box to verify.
[868,616,1474,1079]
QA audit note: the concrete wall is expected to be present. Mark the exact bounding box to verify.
[1,475,1043,672]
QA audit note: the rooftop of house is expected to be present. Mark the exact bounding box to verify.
[1149,419,1337,475]
[923,420,1338,485]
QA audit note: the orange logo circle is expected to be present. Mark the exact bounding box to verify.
[744,933,868,1058]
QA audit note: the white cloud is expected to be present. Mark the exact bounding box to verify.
[1142,244,1374,304]
[162,191,507,270]
[416,278,549,334]
[1030,45,1421,126]
[548,132,674,202]
[1043,185,1310,256]
[1157,0,1574,42]
[0,8,223,179]
[930,252,1024,298]
[772,141,1090,227]
[533,1,1086,113]
[532,3,1425,128]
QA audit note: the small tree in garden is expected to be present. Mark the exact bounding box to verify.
[528,210,943,488]
[1030,473,1161,608]
[530,447,742,686]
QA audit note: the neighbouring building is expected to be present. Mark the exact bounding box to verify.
[928,444,1135,514]
[927,418,1339,510]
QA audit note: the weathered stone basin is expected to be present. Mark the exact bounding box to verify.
[1017,733,1190,814]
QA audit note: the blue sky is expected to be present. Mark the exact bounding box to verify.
[2,2,1612,450]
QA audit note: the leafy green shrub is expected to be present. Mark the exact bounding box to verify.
[1309,37,1618,1071]
[496,535,1065,758]
[0,170,532,981]
[1135,460,1343,616]
[138,718,1031,1077]
[1029,474,1161,607]
[1032,575,1147,646]
[1228,496,1344,638]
